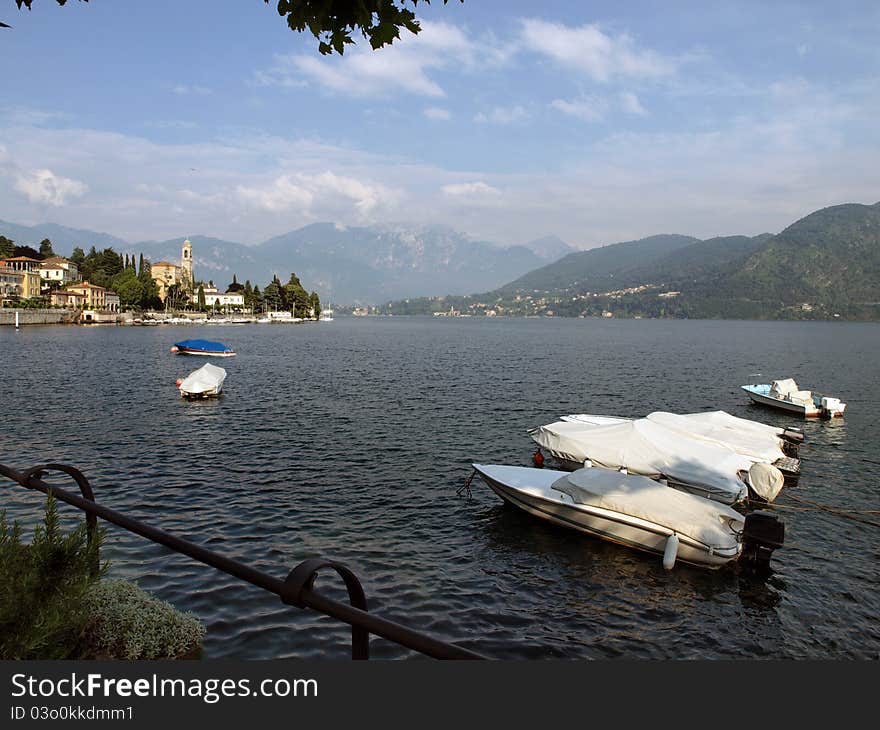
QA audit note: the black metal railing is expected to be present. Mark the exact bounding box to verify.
[0,462,485,660]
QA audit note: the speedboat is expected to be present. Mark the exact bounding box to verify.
[176,363,227,399]
[742,379,846,418]
[471,463,784,571]
[169,339,236,357]
[561,410,802,478]
[528,418,785,504]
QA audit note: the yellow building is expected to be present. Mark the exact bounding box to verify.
[151,261,180,302]
[65,281,106,309]
[151,239,195,302]
[50,289,86,309]
[0,266,42,300]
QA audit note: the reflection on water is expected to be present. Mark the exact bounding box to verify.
[1,317,878,658]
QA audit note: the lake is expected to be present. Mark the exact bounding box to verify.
[1,316,878,659]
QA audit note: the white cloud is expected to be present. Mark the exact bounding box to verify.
[14,169,88,206]
[474,105,529,124]
[423,106,452,120]
[520,19,678,81]
[236,176,314,213]
[551,96,608,122]
[442,181,501,198]
[255,22,476,99]
[236,171,397,219]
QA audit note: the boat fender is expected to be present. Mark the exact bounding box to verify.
[619,466,628,474]
[175,378,183,388]
[663,534,679,570]
[533,449,544,468]
[170,346,179,353]
[583,459,592,468]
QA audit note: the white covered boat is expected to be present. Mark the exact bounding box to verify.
[472,463,784,571]
[742,379,846,418]
[177,363,227,399]
[561,410,802,474]
[528,418,786,504]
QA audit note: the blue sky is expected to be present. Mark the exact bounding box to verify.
[1,0,879,248]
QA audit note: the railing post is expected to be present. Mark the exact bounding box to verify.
[281,558,370,660]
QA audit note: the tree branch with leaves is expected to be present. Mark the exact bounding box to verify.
[8,1,463,55]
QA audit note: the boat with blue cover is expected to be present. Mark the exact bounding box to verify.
[170,339,236,357]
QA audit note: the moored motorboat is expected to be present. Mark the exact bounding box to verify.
[742,379,846,419]
[471,463,784,571]
[529,418,785,504]
[561,410,802,477]
[176,362,227,399]
[169,339,236,357]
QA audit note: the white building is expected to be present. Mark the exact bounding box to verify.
[195,285,244,309]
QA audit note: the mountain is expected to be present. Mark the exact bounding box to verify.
[500,234,700,294]
[522,235,576,261]
[381,202,880,320]
[0,219,128,252]
[693,202,880,318]
[0,219,545,305]
[256,223,544,304]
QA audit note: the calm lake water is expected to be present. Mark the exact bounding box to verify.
[1,317,878,659]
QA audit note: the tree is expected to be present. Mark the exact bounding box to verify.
[38,238,55,259]
[0,236,14,259]
[243,280,254,310]
[13,1,462,55]
[284,272,309,315]
[12,244,40,259]
[71,247,85,265]
[197,284,206,310]
[309,291,321,319]
[227,274,244,293]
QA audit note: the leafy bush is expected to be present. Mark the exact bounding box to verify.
[81,580,205,660]
[0,493,105,659]
[0,494,204,660]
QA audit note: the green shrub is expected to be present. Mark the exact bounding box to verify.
[0,493,105,659]
[81,580,205,659]
[0,494,204,660]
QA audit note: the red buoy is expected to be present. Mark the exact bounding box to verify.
[533,449,544,468]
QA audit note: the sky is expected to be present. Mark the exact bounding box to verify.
[1,0,879,249]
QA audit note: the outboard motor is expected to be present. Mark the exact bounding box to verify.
[740,511,785,569]
[781,439,800,458]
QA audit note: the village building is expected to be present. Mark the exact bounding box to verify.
[65,281,107,310]
[195,285,245,309]
[39,257,80,286]
[49,289,86,309]
[151,239,194,302]
[0,255,42,272]
[0,266,42,301]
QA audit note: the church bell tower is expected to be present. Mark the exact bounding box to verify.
[181,238,193,288]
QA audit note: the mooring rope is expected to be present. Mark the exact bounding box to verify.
[755,495,880,529]
[457,468,477,499]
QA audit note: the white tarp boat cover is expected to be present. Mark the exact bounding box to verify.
[679,410,785,438]
[179,363,226,396]
[529,419,752,503]
[645,411,785,463]
[770,378,799,397]
[562,410,787,463]
[553,468,744,547]
[745,462,784,502]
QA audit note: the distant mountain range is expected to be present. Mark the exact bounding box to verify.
[0,220,573,304]
[382,202,880,321]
